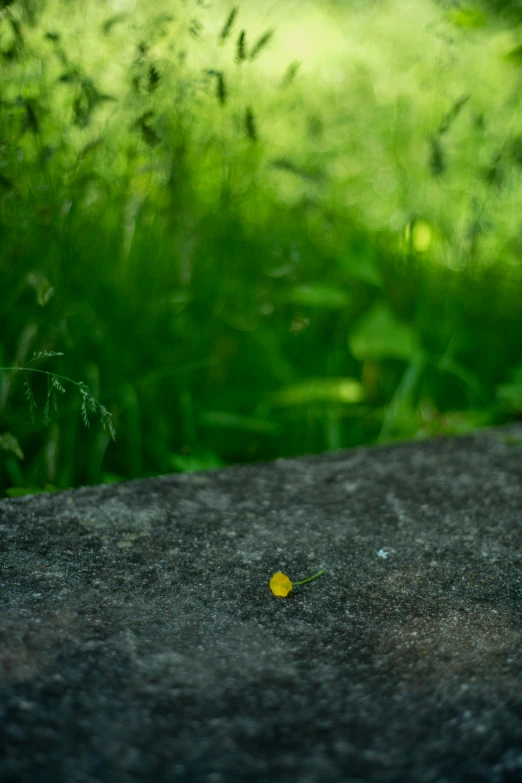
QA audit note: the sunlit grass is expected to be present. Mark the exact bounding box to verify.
[7,0,522,269]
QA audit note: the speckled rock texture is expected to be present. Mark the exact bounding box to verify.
[1,426,522,783]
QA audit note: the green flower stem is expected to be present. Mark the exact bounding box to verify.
[292,570,324,586]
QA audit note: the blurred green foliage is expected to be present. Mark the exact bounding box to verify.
[1,0,522,495]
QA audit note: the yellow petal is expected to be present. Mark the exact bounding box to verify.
[270,571,293,597]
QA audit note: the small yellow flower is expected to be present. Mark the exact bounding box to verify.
[270,571,293,597]
[269,569,324,598]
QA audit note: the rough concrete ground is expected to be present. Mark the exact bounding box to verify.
[1,425,522,783]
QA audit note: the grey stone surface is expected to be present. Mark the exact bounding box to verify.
[1,426,522,783]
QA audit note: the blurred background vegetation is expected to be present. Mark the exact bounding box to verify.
[1,0,522,496]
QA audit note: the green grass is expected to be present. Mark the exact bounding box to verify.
[1,0,522,496]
